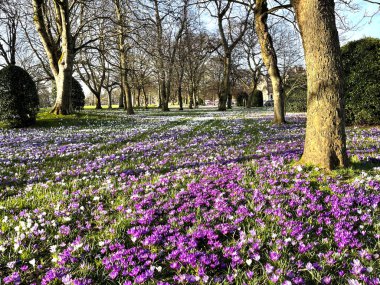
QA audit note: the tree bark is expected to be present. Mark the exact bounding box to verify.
[119,90,124,108]
[143,86,149,109]
[94,93,102,109]
[52,64,73,115]
[219,53,232,111]
[137,88,141,107]
[293,0,348,170]
[178,86,183,111]
[108,91,112,109]
[254,0,285,124]
[125,83,134,114]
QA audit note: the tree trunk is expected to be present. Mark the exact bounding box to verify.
[51,56,73,115]
[161,80,169,111]
[125,83,135,114]
[137,88,141,107]
[143,87,149,109]
[119,90,124,108]
[189,92,194,109]
[178,86,183,111]
[293,0,348,170]
[116,0,134,115]
[247,81,258,108]
[108,91,112,109]
[247,92,252,108]
[227,93,232,109]
[219,53,232,111]
[254,0,285,124]
[94,93,102,109]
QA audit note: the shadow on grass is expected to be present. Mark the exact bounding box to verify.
[350,157,380,171]
[34,111,124,128]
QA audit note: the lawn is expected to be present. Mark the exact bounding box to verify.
[0,108,379,284]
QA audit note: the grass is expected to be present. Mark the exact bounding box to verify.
[0,108,379,284]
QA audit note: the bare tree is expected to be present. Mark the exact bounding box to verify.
[0,0,21,66]
[254,0,292,123]
[237,20,264,107]
[32,0,97,114]
[207,0,251,110]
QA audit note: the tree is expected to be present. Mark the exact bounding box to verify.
[114,0,134,114]
[210,0,251,111]
[254,0,288,123]
[184,30,212,109]
[32,0,97,115]
[237,20,263,108]
[0,0,20,66]
[76,16,109,110]
[32,0,74,114]
[293,0,348,169]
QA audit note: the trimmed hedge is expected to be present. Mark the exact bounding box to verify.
[0,65,39,127]
[342,37,380,125]
[251,90,263,107]
[71,78,85,111]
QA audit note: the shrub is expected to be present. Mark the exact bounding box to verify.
[71,78,85,111]
[236,92,248,106]
[251,90,263,107]
[0,65,39,127]
[341,37,380,125]
[51,78,85,111]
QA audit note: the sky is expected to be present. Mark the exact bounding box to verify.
[340,1,380,43]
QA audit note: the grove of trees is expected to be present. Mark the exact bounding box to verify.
[0,0,379,169]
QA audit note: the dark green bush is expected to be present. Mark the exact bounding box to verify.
[342,37,380,125]
[251,90,263,107]
[52,78,85,111]
[71,78,85,110]
[236,92,248,106]
[0,65,39,127]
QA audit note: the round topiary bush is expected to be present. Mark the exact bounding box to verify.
[0,65,39,127]
[236,92,248,106]
[51,78,85,111]
[251,90,263,107]
[71,78,85,111]
[341,37,380,125]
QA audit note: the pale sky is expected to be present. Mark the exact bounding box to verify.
[340,1,380,43]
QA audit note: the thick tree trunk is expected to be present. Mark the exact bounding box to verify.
[189,90,194,109]
[227,93,232,109]
[124,83,134,115]
[254,0,285,124]
[219,54,232,111]
[108,91,112,109]
[247,92,253,108]
[119,90,124,109]
[161,80,169,111]
[178,86,183,110]
[95,93,102,109]
[246,82,257,108]
[293,0,348,170]
[51,56,73,115]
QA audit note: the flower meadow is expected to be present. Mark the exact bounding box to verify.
[0,109,379,285]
